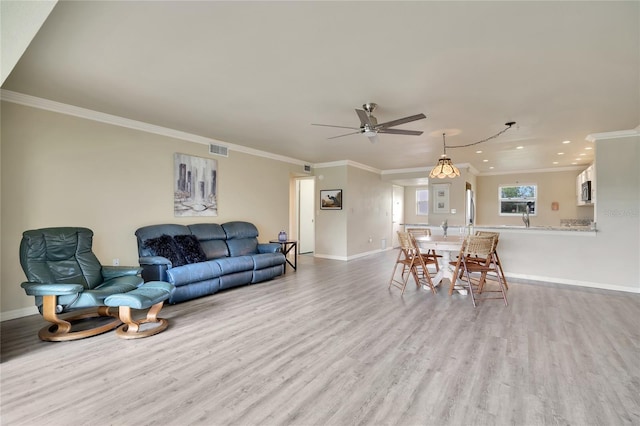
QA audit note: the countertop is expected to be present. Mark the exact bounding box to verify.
[401,223,596,233]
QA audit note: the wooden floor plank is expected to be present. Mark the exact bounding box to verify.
[2,250,639,425]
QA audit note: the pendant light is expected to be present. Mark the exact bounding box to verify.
[429,133,460,179]
[428,122,517,179]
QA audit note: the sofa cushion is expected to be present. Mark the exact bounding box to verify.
[222,222,260,256]
[252,252,286,270]
[188,223,227,240]
[136,224,191,257]
[188,223,229,259]
[173,235,207,264]
[222,221,259,239]
[199,240,229,260]
[216,256,254,275]
[166,260,222,286]
[226,238,259,257]
[144,235,186,267]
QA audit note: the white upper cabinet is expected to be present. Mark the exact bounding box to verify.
[577,163,596,206]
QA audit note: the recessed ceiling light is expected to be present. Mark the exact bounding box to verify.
[476,150,483,154]
[585,146,593,150]
[489,166,494,169]
[571,162,577,165]
[553,161,559,165]
[579,153,586,156]
[557,152,565,155]
[483,159,489,162]
[516,146,524,150]
[562,140,571,144]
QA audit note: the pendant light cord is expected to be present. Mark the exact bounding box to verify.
[445,122,516,149]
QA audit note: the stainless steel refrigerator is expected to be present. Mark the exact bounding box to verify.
[465,189,475,226]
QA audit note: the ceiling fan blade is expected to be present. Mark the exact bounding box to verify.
[327,131,362,140]
[377,128,424,136]
[312,123,361,130]
[355,109,372,126]
[375,113,426,129]
[368,134,380,144]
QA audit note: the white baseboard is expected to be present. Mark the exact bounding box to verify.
[505,272,640,293]
[1,306,39,322]
[314,247,394,262]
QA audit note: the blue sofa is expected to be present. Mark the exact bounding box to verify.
[135,221,285,304]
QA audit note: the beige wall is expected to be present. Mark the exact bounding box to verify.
[477,169,592,227]
[314,163,394,259]
[403,185,429,225]
[1,101,299,317]
[346,166,392,256]
[313,165,347,258]
[3,101,638,320]
[402,166,476,226]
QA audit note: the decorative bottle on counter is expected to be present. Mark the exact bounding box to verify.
[278,230,288,242]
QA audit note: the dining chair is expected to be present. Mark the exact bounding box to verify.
[406,228,441,274]
[475,231,509,290]
[452,232,507,293]
[450,235,508,307]
[389,232,436,295]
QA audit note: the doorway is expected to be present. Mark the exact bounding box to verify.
[392,185,404,248]
[296,177,315,254]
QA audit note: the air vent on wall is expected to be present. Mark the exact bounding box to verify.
[209,144,229,157]
[303,164,312,174]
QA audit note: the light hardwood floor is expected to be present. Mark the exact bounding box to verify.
[2,249,639,426]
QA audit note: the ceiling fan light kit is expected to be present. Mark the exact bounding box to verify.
[312,102,426,144]
[429,122,517,179]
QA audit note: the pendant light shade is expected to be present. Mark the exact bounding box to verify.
[429,133,460,179]
[427,122,516,179]
[429,155,460,179]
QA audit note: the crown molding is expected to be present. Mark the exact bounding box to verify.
[382,162,478,177]
[381,167,425,175]
[585,128,640,142]
[313,160,381,174]
[0,89,308,166]
[477,165,584,176]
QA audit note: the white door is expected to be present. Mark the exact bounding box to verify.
[392,185,404,248]
[297,178,315,254]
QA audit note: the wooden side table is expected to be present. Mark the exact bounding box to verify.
[269,240,297,273]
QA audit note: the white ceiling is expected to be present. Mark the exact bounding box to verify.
[3,1,639,175]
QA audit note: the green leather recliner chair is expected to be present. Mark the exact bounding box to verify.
[20,227,144,341]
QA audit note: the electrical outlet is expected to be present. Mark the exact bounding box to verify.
[112,258,120,266]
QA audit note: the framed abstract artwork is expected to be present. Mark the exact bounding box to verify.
[174,153,218,216]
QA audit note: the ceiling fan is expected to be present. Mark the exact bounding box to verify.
[312,103,426,143]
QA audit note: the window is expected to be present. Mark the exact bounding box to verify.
[416,189,429,216]
[499,184,537,215]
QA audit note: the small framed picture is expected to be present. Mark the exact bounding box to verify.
[432,183,450,214]
[320,189,342,210]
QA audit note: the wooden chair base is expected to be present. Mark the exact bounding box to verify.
[39,303,121,342]
[114,302,169,339]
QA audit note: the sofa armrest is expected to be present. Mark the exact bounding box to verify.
[21,282,84,297]
[139,256,172,266]
[257,243,282,254]
[138,257,172,282]
[101,265,143,280]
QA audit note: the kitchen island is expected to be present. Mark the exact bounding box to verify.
[400,223,619,292]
